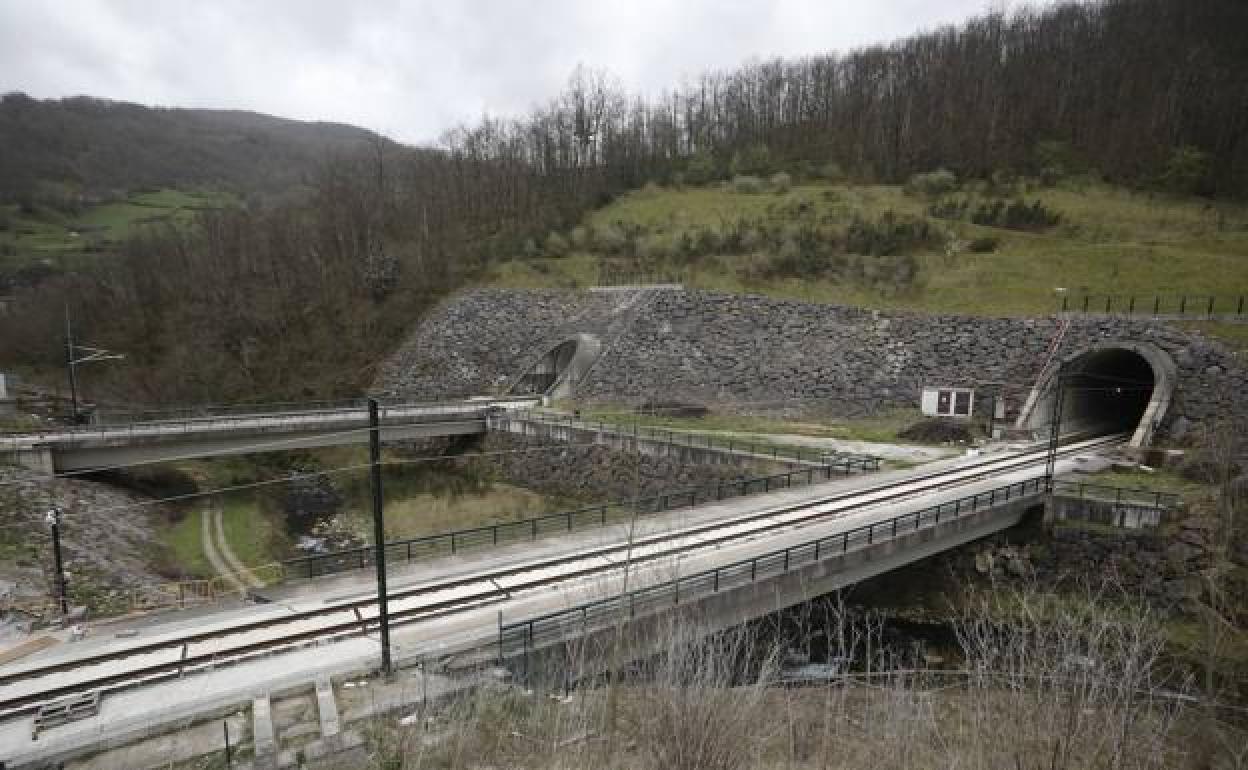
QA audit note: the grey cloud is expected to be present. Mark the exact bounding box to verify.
[0,0,992,143]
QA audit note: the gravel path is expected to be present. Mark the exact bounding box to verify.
[199,507,249,594]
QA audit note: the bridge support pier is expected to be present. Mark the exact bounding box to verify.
[6,448,54,475]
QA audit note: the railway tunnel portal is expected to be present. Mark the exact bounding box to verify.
[1015,341,1176,447]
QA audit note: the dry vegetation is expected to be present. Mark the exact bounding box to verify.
[331,582,1244,770]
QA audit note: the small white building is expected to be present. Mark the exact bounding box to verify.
[920,386,975,419]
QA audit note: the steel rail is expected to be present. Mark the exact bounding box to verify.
[0,434,1122,717]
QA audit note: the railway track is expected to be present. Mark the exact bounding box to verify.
[0,434,1124,719]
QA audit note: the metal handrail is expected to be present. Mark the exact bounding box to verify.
[498,410,882,470]
[1051,480,1179,509]
[499,475,1050,657]
[284,459,872,580]
[0,398,535,448]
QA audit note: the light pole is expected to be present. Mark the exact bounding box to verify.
[44,507,68,616]
[64,305,124,424]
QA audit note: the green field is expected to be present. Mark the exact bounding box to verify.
[0,188,233,272]
[487,179,1248,319]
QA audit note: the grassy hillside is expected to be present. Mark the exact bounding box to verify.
[487,178,1248,318]
[0,188,234,279]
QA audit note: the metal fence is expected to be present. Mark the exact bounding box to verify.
[0,400,520,448]
[1051,480,1179,509]
[1058,292,1246,319]
[283,459,879,580]
[497,410,881,470]
[499,475,1049,662]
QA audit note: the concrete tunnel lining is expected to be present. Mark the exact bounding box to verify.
[510,333,603,399]
[1015,341,1176,447]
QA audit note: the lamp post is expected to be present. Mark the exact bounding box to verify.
[64,305,124,424]
[44,507,68,616]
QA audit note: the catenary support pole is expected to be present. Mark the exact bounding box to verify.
[1044,364,1065,493]
[368,398,393,675]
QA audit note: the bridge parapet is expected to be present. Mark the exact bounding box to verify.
[497,475,1048,674]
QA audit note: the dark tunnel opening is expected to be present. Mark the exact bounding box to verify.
[1056,348,1156,436]
[513,340,580,396]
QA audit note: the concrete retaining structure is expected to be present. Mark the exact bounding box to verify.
[378,288,1247,443]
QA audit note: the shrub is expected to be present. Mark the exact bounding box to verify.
[845,211,939,256]
[971,199,1061,231]
[817,161,846,182]
[927,198,969,221]
[730,144,773,176]
[967,236,999,253]
[769,172,792,194]
[904,168,958,198]
[1156,145,1211,195]
[543,231,569,257]
[693,226,721,256]
[568,225,591,250]
[593,223,631,255]
[636,233,672,260]
[685,150,720,185]
[732,175,765,194]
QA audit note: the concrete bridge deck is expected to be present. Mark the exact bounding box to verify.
[1,397,538,472]
[0,437,1115,767]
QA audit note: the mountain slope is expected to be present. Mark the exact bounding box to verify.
[0,93,393,203]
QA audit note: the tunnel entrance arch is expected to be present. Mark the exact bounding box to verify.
[510,334,602,399]
[1015,341,1175,448]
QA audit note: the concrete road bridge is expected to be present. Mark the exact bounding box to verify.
[1,397,540,473]
[0,433,1124,767]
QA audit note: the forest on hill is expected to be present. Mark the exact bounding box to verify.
[1,0,1244,406]
[0,93,391,205]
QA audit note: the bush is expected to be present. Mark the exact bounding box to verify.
[971,199,1062,231]
[904,169,959,198]
[568,225,591,250]
[817,161,846,182]
[927,198,969,221]
[594,223,631,255]
[769,172,792,194]
[732,175,765,194]
[685,150,720,185]
[730,144,773,176]
[967,236,999,253]
[543,231,569,257]
[845,211,939,256]
[1156,145,1210,195]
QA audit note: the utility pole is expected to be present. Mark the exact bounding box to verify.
[45,507,68,616]
[368,398,393,675]
[64,306,79,424]
[63,304,124,425]
[1044,364,1066,493]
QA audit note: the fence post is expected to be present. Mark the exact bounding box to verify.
[1238,296,1245,317]
[1208,296,1215,317]
[1180,296,1187,314]
[1153,295,1161,315]
[1128,296,1136,315]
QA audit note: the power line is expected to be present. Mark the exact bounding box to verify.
[41,441,601,519]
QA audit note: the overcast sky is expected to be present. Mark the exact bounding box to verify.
[1,0,1007,145]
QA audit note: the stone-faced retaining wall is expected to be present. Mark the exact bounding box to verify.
[378,288,1246,440]
[470,432,763,506]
